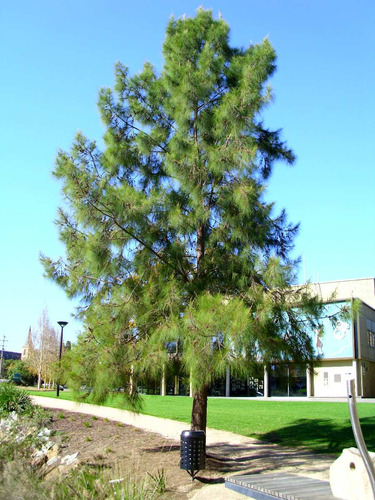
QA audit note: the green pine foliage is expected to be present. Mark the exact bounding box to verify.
[41,9,324,429]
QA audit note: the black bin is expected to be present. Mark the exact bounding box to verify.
[180,430,205,480]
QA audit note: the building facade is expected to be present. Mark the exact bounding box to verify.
[243,278,375,398]
[21,327,33,360]
[2,351,22,361]
[155,278,375,398]
[308,278,375,398]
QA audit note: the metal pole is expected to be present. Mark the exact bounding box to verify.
[56,322,68,397]
[347,379,375,497]
[0,347,3,378]
[0,335,7,379]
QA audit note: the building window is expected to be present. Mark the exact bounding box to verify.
[368,331,375,348]
[324,372,329,385]
[366,318,375,348]
[334,374,341,383]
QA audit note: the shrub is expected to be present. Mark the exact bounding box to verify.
[148,469,167,494]
[51,466,155,499]
[0,383,34,416]
[0,459,49,500]
[0,405,52,474]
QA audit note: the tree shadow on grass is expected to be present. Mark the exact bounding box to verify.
[141,418,375,480]
[258,416,375,455]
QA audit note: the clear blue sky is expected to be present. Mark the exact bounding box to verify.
[1,0,374,352]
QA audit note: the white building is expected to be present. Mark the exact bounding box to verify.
[305,278,375,398]
[155,278,375,398]
[215,278,375,398]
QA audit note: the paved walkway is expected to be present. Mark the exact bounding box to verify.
[31,396,336,499]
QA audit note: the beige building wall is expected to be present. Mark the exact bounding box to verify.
[306,278,375,398]
[313,360,354,397]
[357,302,375,362]
[361,360,375,397]
[309,278,375,309]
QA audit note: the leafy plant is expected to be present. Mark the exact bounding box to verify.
[29,404,52,427]
[0,458,49,500]
[0,403,159,500]
[0,406,52,478]
[52,466,155,499]
[1,452,156,500]
[147,469,166,494]
[0,383,34,416]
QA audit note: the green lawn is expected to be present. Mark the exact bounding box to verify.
[28,390,375,455]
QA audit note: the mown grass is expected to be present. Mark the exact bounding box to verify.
[28,390,375,454]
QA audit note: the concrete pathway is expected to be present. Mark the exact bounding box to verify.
[31,396,336,499]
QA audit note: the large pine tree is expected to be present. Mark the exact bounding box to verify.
[42,9,322,431]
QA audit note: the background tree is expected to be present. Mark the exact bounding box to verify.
[4,359,35,386]
[25,309,59,389]
[42,9,324,431]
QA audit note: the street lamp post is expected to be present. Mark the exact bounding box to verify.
[56,321,68,397]
[0,335,7,379]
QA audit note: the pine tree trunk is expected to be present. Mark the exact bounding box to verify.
[191,222,208,432]
[196,224,205,270]
[191,385,208,432]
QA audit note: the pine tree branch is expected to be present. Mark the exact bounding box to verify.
[89,198,190,282]
[197,87,226,113]
[78,142,103,179]
[207,177,216,208]
[133,86,177,133]
[66,166,191,282]
[110,108,168,154]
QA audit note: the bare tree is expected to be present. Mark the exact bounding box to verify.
[26,309,59,389]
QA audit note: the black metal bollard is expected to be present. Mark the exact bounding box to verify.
[180,430,206,481]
